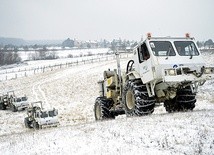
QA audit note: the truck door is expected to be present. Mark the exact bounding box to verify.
[137,43,154,83]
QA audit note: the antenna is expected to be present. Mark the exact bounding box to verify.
[115,49,123,96]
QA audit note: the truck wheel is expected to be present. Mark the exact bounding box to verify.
[164,86,196,112]
[94,97,115,120]
[123,79,155,117]
[164,98,180,112]
[176,86,196,111]
[33,121,40,130]
[24,117,33,128]
[0,103,6,110]
[11,105,18,112]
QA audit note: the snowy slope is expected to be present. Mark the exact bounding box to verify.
[0,53,214,155]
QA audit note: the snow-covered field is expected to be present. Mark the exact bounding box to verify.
[18,48,112,61]
[0,52,214,155]
[0,54,119,81]
[0,48,114,81]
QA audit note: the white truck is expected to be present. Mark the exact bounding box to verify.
[24,101,59,129]
[0,91,29,112]
[11,96,29,112]
[94,34,214,120]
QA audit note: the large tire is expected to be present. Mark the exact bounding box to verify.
[164,86,196,112]
[94,97,115,120]
[122,79,155,117]
[176,86,196,111]
[11,104,18,112]
[33,121,40,130]
[164,98,179,113]
[0,102,6,110]
[24,117,33,128]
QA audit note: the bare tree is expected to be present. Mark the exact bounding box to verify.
[0,51,21,65]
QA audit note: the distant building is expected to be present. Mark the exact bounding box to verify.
[62,38,74,48]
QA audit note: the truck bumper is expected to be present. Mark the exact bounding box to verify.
[163,74,214,83]
[16,103,29,110]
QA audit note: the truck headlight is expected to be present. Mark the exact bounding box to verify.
[166,69,176,76]
[169,69,176,75]
[204,68,212,74]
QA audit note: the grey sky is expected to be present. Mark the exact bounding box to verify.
[0,0,213,41]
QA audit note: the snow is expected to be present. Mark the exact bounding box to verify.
[0,51,214,154]
[0,56,113,81]
[0,48,114,81]
[17,48,112,61]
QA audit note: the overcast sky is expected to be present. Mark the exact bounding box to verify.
[0,0,213,41]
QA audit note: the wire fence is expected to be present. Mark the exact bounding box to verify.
[0,53,132,81]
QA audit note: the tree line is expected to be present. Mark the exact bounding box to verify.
[0,38,213,66]
[197,39,214,49]
[0,50,21,65]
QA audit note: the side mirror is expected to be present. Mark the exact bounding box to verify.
[54,109,58,115]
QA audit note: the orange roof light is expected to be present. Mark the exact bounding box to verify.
[185,33,190,38]
[147,33,152,38]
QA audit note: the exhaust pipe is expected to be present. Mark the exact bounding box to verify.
[115,50,123,96]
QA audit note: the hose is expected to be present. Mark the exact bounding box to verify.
[193,66,205,78]
[126,60,134,74]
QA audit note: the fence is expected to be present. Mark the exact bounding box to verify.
[0,53,132,81]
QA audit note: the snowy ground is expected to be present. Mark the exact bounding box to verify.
[0,54,118,81]
[18,48,112,61]
[0,52,214,154]
[0,48,114,81]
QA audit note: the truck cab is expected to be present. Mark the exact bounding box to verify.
[132,34,214,99]
[94,34,214,120]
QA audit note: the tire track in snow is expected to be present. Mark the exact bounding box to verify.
[37,79,50,108]
[30,59,119,123]
[32,84,39,101]
[30,63,100,108]
[31,73,62,108]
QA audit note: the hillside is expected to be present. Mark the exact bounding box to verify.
[0,37,62,46]
[0,53,214,154]
[0,37,26,46]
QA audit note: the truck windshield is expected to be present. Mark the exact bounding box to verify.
[41,112,48,118]
[16,98,21,102]
[49,110,57,117]
[21,97,27,101]
[149,41,176,56]
[174,41,199,56]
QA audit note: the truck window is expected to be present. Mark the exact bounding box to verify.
[41,112,48,118]
[21,97,27,101]
[16,98,21,102]
[48,110,56,117]
[174,41,199,56]
[36,113,40,118]
[150,41,175,56]
[138,43,150,63]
